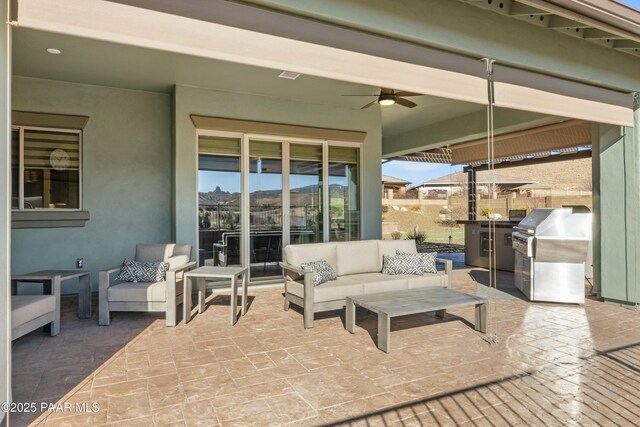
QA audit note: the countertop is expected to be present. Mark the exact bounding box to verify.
[456,220,520,228]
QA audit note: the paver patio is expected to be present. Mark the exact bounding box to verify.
[10,268,640,426]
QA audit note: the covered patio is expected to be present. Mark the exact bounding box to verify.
[2,0,640,425]
[11,268,640,426]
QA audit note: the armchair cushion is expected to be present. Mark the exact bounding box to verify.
[107,281,168,302]
[116,259,170,283]
[11,295,56,329]
[167,255,190,270]
[135,244,175,263]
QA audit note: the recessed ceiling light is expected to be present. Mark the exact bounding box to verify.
[278,71,300,80]
[46,48,61,55]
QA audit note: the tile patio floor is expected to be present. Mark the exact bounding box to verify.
[10,268,640,426]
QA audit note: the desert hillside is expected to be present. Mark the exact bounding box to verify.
[497,157,591,191]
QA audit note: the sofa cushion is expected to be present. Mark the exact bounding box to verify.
[349,273,410,295]
[11,295,56,328]
[382,254,424,275]
[285,243,338,272]
[407,274,444,289]
[107,281,169,302]
[314,277,364,303]
[301,260,337,286]
[117,259,170,283]
[336,240,380,276]
[286,276,362,303]
[135,244,175,263]
[377,240,417,269]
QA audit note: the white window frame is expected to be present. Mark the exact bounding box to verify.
[195,129,364,281]
[11,125,83,212]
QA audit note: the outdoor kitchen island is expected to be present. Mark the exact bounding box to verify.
[456,220,518,271]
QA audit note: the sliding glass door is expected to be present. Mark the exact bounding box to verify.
[290,143,323,244]
[198,132,360,283]
[198,136,242,267]
[329,146,360,241]
[249,140,283,279]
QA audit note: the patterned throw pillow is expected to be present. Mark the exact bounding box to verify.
[300,260,337,286]
[396,250,438,274]
[382,254,424,275]
[116,259,170,283]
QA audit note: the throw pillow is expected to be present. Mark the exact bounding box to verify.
[116,259,170,283]
[382,254,424,275]
[396,250,438,274]
[300,260,337,286]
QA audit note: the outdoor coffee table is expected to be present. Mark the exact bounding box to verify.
[11,270,92,319]
[346,287,488,353]
[183,266,248,325]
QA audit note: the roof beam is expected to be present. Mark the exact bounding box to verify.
[582,28,624,40]
[548,15,591,29]
[509,3,550,16]
[613,40,640,49]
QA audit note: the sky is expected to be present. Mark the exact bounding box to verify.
[382,161,462,187]
[618,0,640,9]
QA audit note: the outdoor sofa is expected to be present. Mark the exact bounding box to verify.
[280,239,452,328]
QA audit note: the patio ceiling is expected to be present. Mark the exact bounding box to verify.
[12,27,484,138]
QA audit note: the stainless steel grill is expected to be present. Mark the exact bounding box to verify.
[512,207,591,304]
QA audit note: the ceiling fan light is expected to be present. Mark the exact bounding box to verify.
[378,95,396,106]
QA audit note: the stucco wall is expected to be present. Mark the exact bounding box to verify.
[173,84,382,254]
[11,77,172,293]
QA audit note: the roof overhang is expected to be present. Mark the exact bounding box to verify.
[16,0,636,127]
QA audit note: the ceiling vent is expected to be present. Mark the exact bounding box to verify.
[278,71,301,80]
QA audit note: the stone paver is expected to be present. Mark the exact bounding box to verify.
[9,268,640,426]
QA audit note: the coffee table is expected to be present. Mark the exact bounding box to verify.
[345,287,488,353]
[183,266,248,325]
[11,270,92,319]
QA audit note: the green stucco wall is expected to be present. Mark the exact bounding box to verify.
[594,110,640,307]
[173,84,382,253]
[11,77,172,293]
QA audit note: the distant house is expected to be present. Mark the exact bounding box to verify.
[413,171,536,197]
[382,175,411,198]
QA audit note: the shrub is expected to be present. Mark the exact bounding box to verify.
[406,226,427,245]
[410,204,422,213]
[480,207,494,218]
[390,231,402,240]
[381,205,389,214]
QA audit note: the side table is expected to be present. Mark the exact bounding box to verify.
[183,266,248,325]
[11,270,92,319]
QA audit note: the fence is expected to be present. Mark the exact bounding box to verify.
[447,194,592,219]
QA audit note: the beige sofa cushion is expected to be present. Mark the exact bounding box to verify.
[284,243,338,272]
[108,281,175,302]
[407,274,445,289]
[287,276,363,303]
[377,240,417,270]
[336,240,380,276]
[348,273,409,294]
[11,295,56,328]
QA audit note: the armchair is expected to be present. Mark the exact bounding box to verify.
[99,243,195,327]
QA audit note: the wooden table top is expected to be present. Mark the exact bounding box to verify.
[347,287,486,318]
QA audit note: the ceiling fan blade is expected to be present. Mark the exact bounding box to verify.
[361,100,378,109]
[395,91,422,97]
[396,97,417,108]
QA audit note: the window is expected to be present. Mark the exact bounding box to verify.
[11,126,82,210]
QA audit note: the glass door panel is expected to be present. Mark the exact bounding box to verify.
[198,136,242,267]
[249,140,283,279]
[290,144,323,244]
[329,146,360,241]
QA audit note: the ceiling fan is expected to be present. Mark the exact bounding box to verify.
[342,88,421,109]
